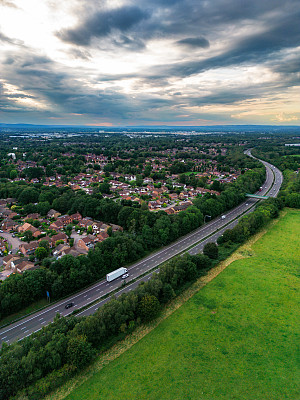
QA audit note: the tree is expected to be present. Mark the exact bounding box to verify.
[35,246,48,261]
[66,335,94,369]
[9,169,18,180]
[38,239,50,252]
[19,188,39,205]
[203,242,219,259]
[138,294,160,322]
[37,201,51,216]
[24,230,34,242]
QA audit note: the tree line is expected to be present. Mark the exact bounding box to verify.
[0,167,266,320]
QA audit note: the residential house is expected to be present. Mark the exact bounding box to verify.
[97,231,109,242]
[26,213,40,220]
[51,232,68,246]
[1,218,18,231]
[77,235,99,252]
[70,212,82,222]
[19,241,39,256]
[58,215,73,226]
[78,218,93,229]
[18,222,33,233]
[49,220,64,231]
[3,254,20,270]
[47,209,61,219]
[53,243,70,258]
[11,258,35,274]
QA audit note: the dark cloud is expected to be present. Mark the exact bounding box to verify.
[0,31,23,46]
[68,48,91,60]
[176,37,209,48]
[57,6,150,47]
[1,0,299,124]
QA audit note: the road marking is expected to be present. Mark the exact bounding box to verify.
[1,336,7,340]
[84,295,87,298]
[41,321,46,324]
[24,330,29,333]
[39,318,43,321]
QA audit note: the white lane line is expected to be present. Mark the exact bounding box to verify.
[1,336,7,340]
[41,321,46,324]
[21,326,27,330]
[39,318,43,321]
[24,330,29,333]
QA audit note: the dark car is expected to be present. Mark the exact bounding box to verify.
[65,302,74,309]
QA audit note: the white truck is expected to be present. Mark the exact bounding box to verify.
[106,267,128,282]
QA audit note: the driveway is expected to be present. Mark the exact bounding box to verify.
[71,231,87,246]
[0,232,23,254]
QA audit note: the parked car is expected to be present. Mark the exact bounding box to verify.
[65,302,74,309]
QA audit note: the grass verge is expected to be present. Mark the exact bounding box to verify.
[0,299,49,328]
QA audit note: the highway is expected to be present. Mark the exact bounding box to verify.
[0,151,283,346]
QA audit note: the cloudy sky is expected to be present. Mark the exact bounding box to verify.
[0,0,299,126]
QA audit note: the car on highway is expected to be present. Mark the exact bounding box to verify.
[65,302,74,309]
[121,273,129,279]
[221,215,226,219]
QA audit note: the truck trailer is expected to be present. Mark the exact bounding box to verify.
[106,267,128,282]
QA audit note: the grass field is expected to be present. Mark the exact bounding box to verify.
[65,209,300,400]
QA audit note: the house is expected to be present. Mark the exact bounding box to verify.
[3,254,20,270]
[51,232,68,245]
[63,247,84,257]
[70,212,82,222]
[92,222,104,234]
[11,258,35,274]
[19,241,39,256]
[78,218,93,229]
[77,235,98,252]
[1,218,18,231]
[170,201,193,213]
[47,209,61,219]
[49,220,64,231]
[26,213,40,220]
[53,243,70,258]
[110,224,123,232]
[57,215,73,226]
[97,231,109,242]
[18,222,33,233]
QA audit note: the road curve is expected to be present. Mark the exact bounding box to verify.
[0,151,283,346]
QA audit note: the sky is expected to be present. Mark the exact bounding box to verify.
[0,0,299,126]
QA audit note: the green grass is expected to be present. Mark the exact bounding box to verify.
[66,209,300,400]
[0,299,49,328]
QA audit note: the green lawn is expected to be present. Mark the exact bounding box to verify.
[66,209,300,400]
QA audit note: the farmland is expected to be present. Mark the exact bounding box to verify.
[64,208,300,400]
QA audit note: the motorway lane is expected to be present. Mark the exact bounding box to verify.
[0,152,282,346]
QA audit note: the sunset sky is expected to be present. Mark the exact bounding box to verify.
[0,0,299,126]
